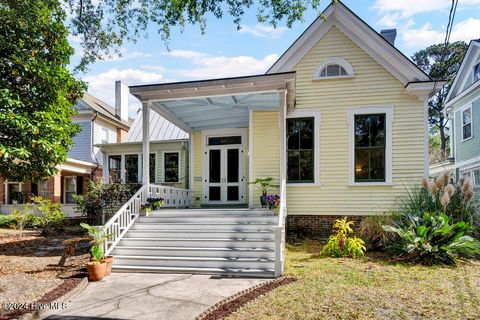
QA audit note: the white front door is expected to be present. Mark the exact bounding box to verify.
[203,131,246,205]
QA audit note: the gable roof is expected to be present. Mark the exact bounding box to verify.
[267,0,430,85]
[445,39,480,107]
[125,109,189,142]
[75,93,132,128]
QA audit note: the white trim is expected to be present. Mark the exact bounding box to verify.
[285,108,321,185]
[248,110,254,208]
[312,57,355,80]
[454,155,480,169]
[161,150,182,183]
[201,128,248,205]
[460,104,473,142]
[267,2,429,84]
[189,136,194,190]
[142,101,150,185]
[348,106,393,185]
[423,99,429,176]
[63,176,77,205]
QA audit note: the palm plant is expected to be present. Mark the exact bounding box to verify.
[80,223,111,263]
[321,217,366,258]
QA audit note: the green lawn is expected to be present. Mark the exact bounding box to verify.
[228,241,480,320]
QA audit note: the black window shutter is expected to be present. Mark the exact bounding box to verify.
[76,176,84,195]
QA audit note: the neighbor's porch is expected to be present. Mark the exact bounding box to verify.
[129,72,295,208]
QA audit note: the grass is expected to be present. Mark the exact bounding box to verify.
[227,241,480,320]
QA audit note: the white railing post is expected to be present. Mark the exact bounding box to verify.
[273,179,287,278]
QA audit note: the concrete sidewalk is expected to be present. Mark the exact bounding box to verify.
[41,273,267,320]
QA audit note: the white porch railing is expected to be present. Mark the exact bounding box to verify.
[103,184,193,256]
[148,184,194,208]
[273,179,287,277]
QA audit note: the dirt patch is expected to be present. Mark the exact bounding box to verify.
[197,277,296,320]
[0,228,88,318]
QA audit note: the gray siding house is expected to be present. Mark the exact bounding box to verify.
[445,39,480,189]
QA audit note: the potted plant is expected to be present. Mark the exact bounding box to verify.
[141,197,164,212]
[80,223,111,281]
[248,177,279,207]
[264,195,280,213]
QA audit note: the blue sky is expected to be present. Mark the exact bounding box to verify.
[69,0,480,117]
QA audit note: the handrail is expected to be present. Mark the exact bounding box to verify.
[273,179,287,277]
[102,185,147,256]
[148,184,194,208]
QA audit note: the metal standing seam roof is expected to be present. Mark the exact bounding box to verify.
[125,109,189,142]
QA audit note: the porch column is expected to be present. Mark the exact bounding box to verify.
[142,101,150,186]
[189,135,193,190]
[279,89,287,183]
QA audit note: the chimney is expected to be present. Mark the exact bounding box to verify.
[380,29,397,46]
[115,81,129,122]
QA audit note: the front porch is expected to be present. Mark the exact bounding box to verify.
[129,72,295,209]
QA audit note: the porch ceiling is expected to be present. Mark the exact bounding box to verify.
[129,72,295,132]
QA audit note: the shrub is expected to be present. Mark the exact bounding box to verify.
[399,174,479,234]
[0,214,16,228]
[11,204,35,237]
[321,217,366,258]
[383,212,480,265]
[358,215,397,250]
[80,223,111,262]
[74,179,140,225]
[31,196,65,235]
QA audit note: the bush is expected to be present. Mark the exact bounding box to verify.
[11,204,35,237]
[31,196,65,235]
[383,212,480,265]
[0,214,16,228]
[74,179,141,225]
[399,174,479,235]
[321,217,366,258]
[358,215,397,250]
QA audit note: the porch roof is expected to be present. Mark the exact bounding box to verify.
[129,72,295,132]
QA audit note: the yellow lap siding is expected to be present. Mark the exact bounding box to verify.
[252,111,280,207]
[285,26,425,216]
[192,131,202,207]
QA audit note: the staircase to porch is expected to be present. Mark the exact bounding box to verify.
[110,209,278,277]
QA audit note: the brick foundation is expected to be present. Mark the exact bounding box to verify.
[286,215,365,241]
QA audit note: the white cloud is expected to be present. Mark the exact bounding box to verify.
[373,0,480,18]
[402,18,480,49]
[238,24,289,38]
[163,50,279,78]
[83,68,165,116]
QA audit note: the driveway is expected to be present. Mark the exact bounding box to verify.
[41,273,268,320]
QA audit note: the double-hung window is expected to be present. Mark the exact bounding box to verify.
[125,154,139,183]
[164,152,179,183]
[461,106,473,141]
[350,107,392,184]
[286,112,320,184]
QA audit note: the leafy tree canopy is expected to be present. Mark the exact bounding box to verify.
[0,0,86,182]
[62,0,323,71]
[412,41,467,161]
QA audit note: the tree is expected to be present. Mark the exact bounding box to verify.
[412,41,467,162]
[62,0,324,72]
[0,0,85,182]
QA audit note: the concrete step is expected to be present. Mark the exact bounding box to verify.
[130,223,275,231]
[111,246,276,259]
[113,255,275,269]
[111,265,275,278]
[118,237,275,249]
[125,229,275,240]
[136,215,278,224]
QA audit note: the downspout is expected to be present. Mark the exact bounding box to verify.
[91,111,101,179]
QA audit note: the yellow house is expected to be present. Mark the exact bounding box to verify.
[102,1,441,277]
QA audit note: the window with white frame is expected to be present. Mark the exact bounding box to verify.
[349,107,392,184]
[164,152,179,183]
[37,180,48,198]
[286,111,320,184]
[125,154,139,183]
[64,177,76,204]
[462,106,473,141]
[100,127,109,143]
[149,153,156,183]
[474,63,480,82]
[313,57,354,80]
[108,155,122,182]
[465,168,480,188]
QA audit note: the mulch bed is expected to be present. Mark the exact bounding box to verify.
[196,277,296,320]
[0,277,85,320]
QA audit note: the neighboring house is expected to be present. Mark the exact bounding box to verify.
[445,39,480,189]
[0,83,131,216]
[111,1,439,237]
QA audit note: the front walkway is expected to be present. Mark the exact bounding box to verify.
[42,273,268,320]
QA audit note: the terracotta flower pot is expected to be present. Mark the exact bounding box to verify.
[102,256,114,276]
[86,261,107,281]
